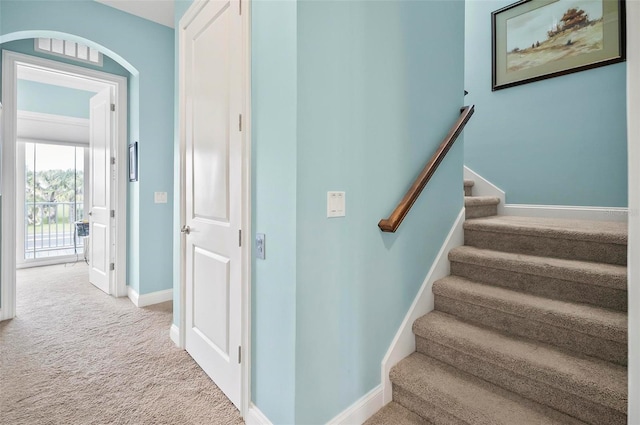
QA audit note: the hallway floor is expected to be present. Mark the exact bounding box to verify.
[0,263,244,425]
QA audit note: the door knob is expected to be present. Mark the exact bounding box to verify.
[180,225,191,235]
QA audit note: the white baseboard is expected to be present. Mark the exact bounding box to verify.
[464,165,627,222]
[245,403,273,425]
[381,208,465,405]
[464,166,505,215]
[326,385,383,425]
[170,324,181,348]
[127,287,173,308]
[503,204,628,222]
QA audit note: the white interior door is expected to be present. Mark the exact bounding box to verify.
[89,88,112,294]
[183,0,243,409]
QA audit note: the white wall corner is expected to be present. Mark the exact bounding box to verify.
[325,385,383,425]
[170,324,181,348]
[464,166,506,215]
[127,286,173,308]
[245,403,273,425]
[380,208,465,406]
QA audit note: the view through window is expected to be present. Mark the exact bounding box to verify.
[24,143,86,260]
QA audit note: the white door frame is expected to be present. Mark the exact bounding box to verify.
[1,50,128,320]
[177,0,252,417]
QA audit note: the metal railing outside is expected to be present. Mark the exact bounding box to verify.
[24,201,85,259]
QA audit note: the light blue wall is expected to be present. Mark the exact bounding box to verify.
[17,79,94,119]
[1,0,175,295]
[172,1,465,423]
[251,1,298,423]
[464,0,627,207]
[293,1,465,422]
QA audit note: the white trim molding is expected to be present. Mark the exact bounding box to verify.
[381,208,466,405]
[326,385,384,425]
[170,324,181,348]
[464,165,627,222]
[18,61,108,92]
[503,204,628,222]
[1,51,18,321]
[240,0,253,418]
[17,111,89,145]
[127,287,173,308]
[245,403,273,425]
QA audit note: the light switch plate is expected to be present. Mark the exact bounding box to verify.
[256,233,266,259]
[327,191,346,217]
[154,192,168,204]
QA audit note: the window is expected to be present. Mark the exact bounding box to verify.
[22,142,87,260]
[35,38,103,66]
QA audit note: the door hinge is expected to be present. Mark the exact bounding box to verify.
[111,103,116,112]
[110,210,115,218]
[238,229,242,247]
[239,0,241,15]
[111,157,116,165]
[110,263,115,271]
[239,114,242,132]
[238,346,242,363]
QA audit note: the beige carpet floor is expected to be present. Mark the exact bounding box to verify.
[0,263,244,425]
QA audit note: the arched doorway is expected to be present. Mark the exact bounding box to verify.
[1,32,137,319]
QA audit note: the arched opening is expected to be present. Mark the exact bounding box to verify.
[1,30,138,318]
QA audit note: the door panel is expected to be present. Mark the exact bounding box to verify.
[192,6,230,222]
[193,246,230,356]
[183,0,243,409]
[89,88,112,294]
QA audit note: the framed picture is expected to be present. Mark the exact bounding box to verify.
[129,142,138,182]
[492,0,625,90]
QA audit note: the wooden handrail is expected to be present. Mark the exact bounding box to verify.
[378,105,475,233]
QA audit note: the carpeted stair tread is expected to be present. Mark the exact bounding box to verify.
[364,402,432,425]
[464,196,500,207]
[464,180,475,196]
[464,215,627,245]
[413,311,627,413]
[464,196,500,218]
[433,276,626,343]
[391,353,587,425]
[449,246,626,290]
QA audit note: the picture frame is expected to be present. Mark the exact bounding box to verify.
[129,142,138,182]
[492,0,625,91]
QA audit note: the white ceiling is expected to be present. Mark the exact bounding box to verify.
[96,0,175,28]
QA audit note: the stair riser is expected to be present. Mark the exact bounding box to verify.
[464,187,473,196]
[416,337,626,425]
[464,229,627,266]
[435,295,627,365]
[393,384,467,425]
[465,204,498,219]
[449,261,627,311]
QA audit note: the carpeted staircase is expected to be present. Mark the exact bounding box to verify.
[366,179,628,425]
